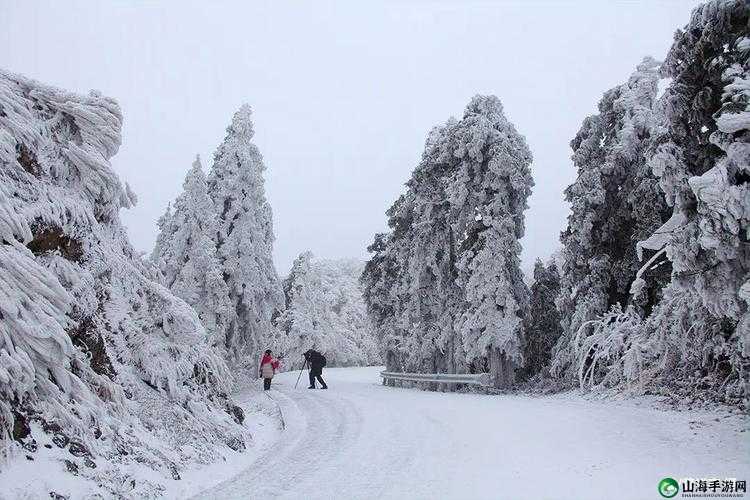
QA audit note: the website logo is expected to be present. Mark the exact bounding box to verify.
[660,478,679,498]
[658,477,746,498]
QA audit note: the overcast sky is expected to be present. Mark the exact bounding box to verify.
[2,1,695,274]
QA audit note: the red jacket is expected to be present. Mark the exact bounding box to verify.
[260,354,280,377]
[261,354,280,370]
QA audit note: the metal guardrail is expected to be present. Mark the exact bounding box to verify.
[380,370,491,387]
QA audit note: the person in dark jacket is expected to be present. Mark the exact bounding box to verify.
[303,349,327,389]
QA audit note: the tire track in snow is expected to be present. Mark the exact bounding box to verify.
[192,376,490,500]
[192,367,749,500]
[193,376,427,500]
[194,383,360,500]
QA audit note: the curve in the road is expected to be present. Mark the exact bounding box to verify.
[193,367,749,500]
[196,380,363,499]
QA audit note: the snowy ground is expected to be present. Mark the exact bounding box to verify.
[0,389,282,500]
[2,366,745,499]
[192,367,749,500]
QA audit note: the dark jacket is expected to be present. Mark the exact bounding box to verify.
[304,349,326,369]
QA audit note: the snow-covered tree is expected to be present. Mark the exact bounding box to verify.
[151,201,174,282]
[277,253,380,366]
[636,0,749,402]
[450,96,533,387]
[551,1,749,405]
[0,70,244,494]
[320,258,381,365]
[397,123,464,375]
[647,0,749,320]
[151,156,232,350]
[207,105,284,367]
[362,95,533,388]
[520,259,563,379]
[551,58,670,382]
[361,232,406,372]
[275,251,332,363]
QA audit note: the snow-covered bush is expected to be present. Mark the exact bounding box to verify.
[568,287,743,404]
[571,305,645,390]
[0,70,245,495]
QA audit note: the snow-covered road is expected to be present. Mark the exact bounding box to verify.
[195,367,748,500]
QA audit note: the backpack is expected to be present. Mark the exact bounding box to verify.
[305,349,327,367]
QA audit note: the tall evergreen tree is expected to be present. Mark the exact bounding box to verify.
[551,58,670,382]
[361,232,406,373]
[151,202,174,282]
[151,156,232,349]
[208,105,284,365]
[639,0,749,401]
[548,2,749,404]
[401,123,465,375]
[449,96,533,387]
[520,259,563,379]
[362,95,533,388]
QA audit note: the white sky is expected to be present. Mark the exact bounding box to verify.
[2,1,695,275]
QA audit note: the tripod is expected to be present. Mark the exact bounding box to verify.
[294,359,309,389]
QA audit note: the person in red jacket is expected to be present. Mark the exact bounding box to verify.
[259,350,280,391]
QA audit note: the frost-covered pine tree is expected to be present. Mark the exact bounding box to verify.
[361,232,406,373]
[151,156,232,350]
[549,2,749,404]
[647,0,749,320]
[363,144,465,377]
[520,259,563,380]
[362,95,533,388]
[277,253,379,366]
[151,201,174,282]
[0,70,244,494]
[636,0,750,402]
[208,105,284,367]
[449,96,533,387]
[551,58,670,382]
[400,123,466,375]
[275,251,332,362]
